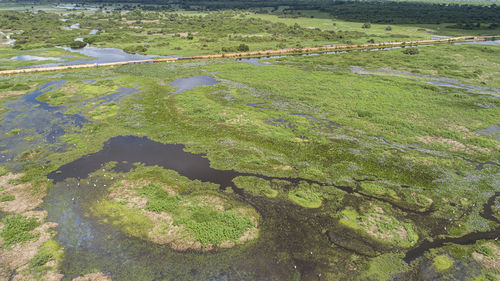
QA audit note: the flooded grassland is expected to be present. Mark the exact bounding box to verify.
[0,43,499,280]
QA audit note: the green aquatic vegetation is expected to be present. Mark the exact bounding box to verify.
[89,102,120,120]
[0,48,91,70]
[37,79,122,107]
[0,166,7,177]
[358,181,433,212]
[474,273,498,281]
[274,43,500,88]
[29,239,64,276]
[232,176,277,198]
[0,81,30,91]
[7,128,23,136]
[339,205,418,248]
[174,207,255,246]
[474,245,495,257]
[127,165,220,194]
[139,183,181,213]
[90,166,258,248]
[433,254,454,271]
[24,136,37,142]
[0,215,40,247]
[92,200,153,239]
[0,194,15,202]
[4,39,499,278]
[288,182,322,208]
[359,253,409,281]
[492,197,500,222]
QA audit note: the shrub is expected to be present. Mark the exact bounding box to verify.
[403,48,419,55]
[0,215,40,246]
[237,44,250,52]
[362,23,371,29]
[69,41,87,49]
[386,26,392,31]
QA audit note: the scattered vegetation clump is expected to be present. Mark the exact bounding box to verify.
[288,181,322,208]
[92,200,153,239]
[69,41,87,49]
[92,166,259,250]
[339,205,418,247]
[0,166,7,177]
[7,128,23,136]
[174,206,255,246]
[124,45,148,54]
[139,183,181,213]
[29,239,64,276]
[433,255,454,271]
[358,181,433,212]
[0,214,40,247]
[233,176,277,198]
[402,47,419,55]
[0,194,15,202]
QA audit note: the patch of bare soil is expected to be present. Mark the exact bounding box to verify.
[0,211,62,281]
[0,90,26,99]
[363,207,408,241]
[108,180,176,209]
[72,272,113,281]
[418,136,492,154]
[0,173,46,214]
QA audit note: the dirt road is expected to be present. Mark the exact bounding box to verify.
[0,35,497,76]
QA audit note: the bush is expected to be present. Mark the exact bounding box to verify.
[403,47,419,55]
[386,26,392,31]
[69,41,87,49]
[124,45,148,54]
[362,23,371,29]
[237,44,250,52]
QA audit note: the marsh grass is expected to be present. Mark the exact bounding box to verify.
[29,239,64,276]
[0,215,40,247]
[232,176,277,198]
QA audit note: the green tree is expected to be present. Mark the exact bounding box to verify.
[237,44,249,52]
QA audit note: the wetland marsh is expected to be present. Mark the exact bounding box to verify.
[0,2,499,281]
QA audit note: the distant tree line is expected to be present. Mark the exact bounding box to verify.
[5,0,500,25]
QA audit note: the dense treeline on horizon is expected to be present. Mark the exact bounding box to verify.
[3,0,500,24]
